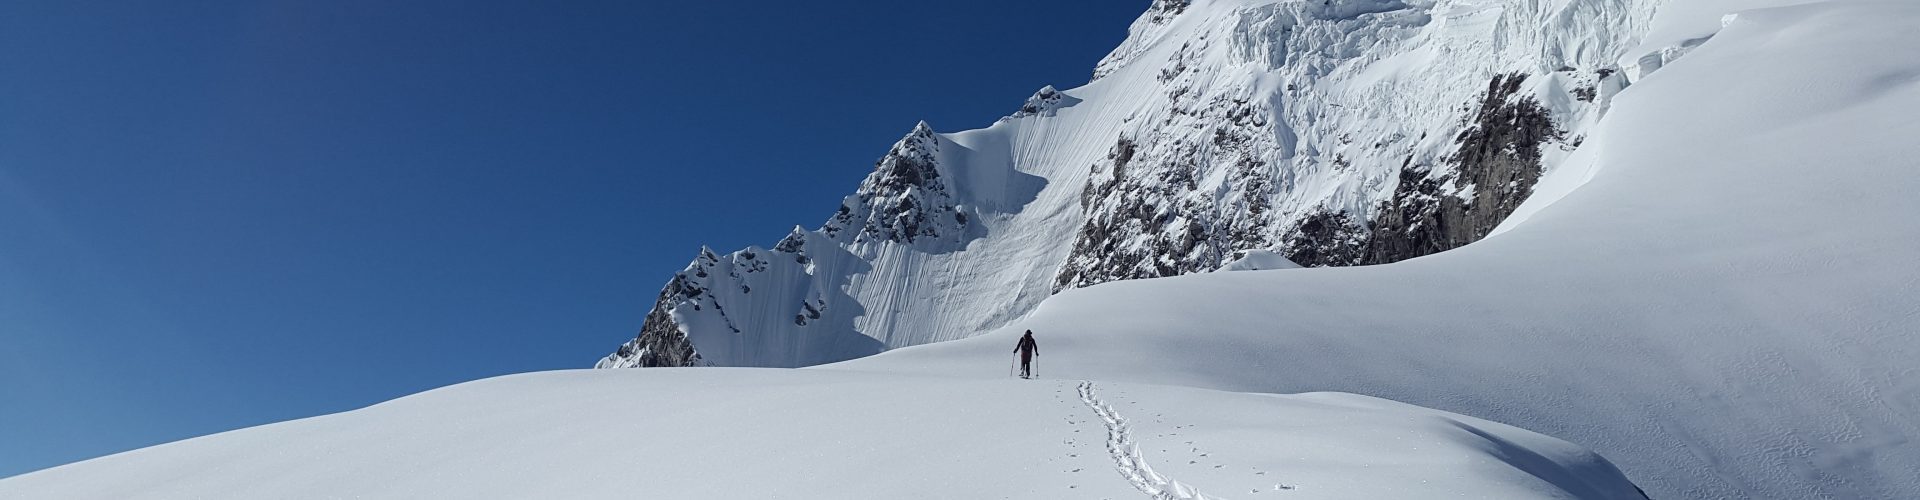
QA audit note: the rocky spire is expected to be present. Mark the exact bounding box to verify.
[821,121,966,247]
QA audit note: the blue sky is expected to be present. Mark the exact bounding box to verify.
[0,0,1144,478]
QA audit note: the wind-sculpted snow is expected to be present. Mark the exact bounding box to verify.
[601,0,1668,368]
[0,370,1649,499]
[844,2,1920,497]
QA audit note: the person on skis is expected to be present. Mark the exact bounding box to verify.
[1013,330,1039,379]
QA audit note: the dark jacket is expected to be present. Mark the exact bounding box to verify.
[1014,334,1038,359]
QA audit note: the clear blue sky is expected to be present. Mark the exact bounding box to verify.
[0,0,1144,478]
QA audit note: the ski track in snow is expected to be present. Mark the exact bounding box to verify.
[1077,381,1220,500]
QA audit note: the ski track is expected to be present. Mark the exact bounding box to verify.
[1077,381,1219,500]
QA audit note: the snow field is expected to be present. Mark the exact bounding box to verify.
[0,369,1644,499]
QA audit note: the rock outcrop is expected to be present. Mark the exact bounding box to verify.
[1365,73,1563,264]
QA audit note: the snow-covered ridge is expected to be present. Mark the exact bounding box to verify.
[601,0,1665,368]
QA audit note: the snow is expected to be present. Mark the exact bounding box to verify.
[8,1,1913,499]
[605,0,1661,369]
[839,2,1920,498]
[0,369,1646,499]
[1217,249,1303,271]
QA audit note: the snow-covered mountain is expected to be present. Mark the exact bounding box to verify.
[6,1,1915,498]
[599,0,1652,369]
[830,1,1920,497]
[588,0,1920,497]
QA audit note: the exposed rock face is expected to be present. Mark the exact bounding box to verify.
[823,122,968,249]
[596,276,703,368]
[1053,93,1278,291]
[1151,0,1192,23]
[1056,71,1566,277]
[1283,209,1369,268]
[1365,73,1562,264]
[1010,85,1069,119]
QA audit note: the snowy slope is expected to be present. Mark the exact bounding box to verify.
[0,369,1649,499]
[603,0,1664,368]
[6,3,1910,499]
[838,1,1920,497]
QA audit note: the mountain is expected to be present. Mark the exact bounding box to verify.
[829,1,1920,497]
[599,0,1650,369]
[586,0,1920,497]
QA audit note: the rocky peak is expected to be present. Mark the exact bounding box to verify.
[821,121,967,248]
[1009,85,1069,119]
[595,274,705,369]
[1151,0,1192,23]
[773,226,811,263]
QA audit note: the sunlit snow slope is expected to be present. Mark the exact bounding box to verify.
[841,1,1920,498]
[0,370,1648,499]
[6,2,1906,499]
